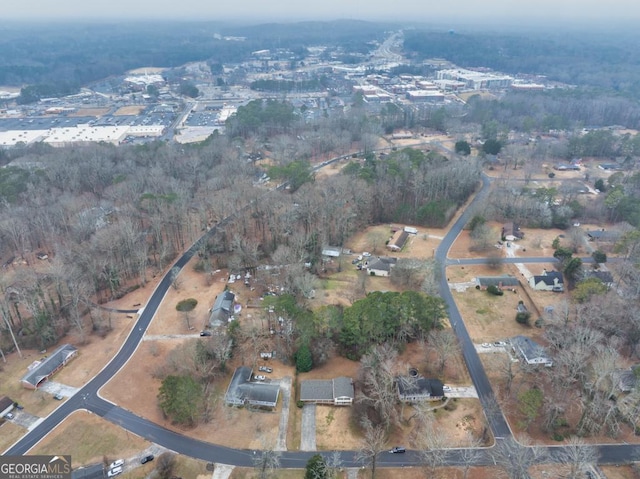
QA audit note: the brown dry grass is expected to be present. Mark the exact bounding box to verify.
[70,108,110,117]
[31,410,150,466]
[114,106,146,116]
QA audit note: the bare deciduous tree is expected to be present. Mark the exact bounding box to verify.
[490,437,546,479]
[551,436,599,479]
[252,448,281,479]
[356,418,387,479]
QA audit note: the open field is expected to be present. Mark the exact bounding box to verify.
[114,105,146,116]
[70,108,110,117]
[32,410,150,466]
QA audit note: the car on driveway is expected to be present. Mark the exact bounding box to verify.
[109,460,124,469]
[199,330,212,336]
[254,375,266,381]
[107,466,123,477]
[258,366,273,373]
[140,455,154,464]
[443,385,451,391]
[53,394,63,400]
[389,447,406,454]
[4,412,14,420]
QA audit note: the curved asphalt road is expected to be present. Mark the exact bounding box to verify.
[6,155,640,469]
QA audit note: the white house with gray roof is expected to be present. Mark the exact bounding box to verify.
[511,335,553,367]
[300,377,355,406]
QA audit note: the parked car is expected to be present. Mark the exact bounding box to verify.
[140,455,154,464]
[107,466,123,477]
[199,330,212,337]
[4,412,14,420]
[362,252,371,257]
[351,258,360,264]
[14,404,24,410]
[53,394,63,400]
[258,366,273,373]
[389,447,406,454]
[443,385,451,391]
[109,460,124,470]
[254,375,266,381]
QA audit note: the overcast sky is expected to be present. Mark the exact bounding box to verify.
[3,0,635,24]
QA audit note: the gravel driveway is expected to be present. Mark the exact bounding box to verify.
[300,404,317,451]
[275,376,292,451]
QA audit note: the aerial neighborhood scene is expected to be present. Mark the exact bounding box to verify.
[2,1,640,478]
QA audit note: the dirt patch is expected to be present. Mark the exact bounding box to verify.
[114,105,146,116]
[31,410,150,466]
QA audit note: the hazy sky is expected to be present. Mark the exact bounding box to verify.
[3,0,635,24]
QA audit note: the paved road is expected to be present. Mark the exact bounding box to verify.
[6,155,640,470]
[434,173,512,439]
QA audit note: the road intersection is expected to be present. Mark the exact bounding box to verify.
[5,160,640,472]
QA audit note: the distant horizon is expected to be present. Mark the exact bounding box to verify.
[1,15,637,37]
[2,0,637,30]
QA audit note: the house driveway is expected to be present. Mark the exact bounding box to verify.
[300,404,316,451]
[275,376,292,451]
[39,381,80,397]
[211,464,235,479]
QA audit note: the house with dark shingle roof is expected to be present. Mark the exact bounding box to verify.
[476,275,520,290]
[209,290,235,327]
[583,270,614,288]
[396,376,444,402]
[502,222,524,241]
[366,256,397,277]
[387,230,409,252]
[0,396,15,417]
[225,366,280,409]
[300,377,355,406]
[21,344,78,389]
[529,271,564,292]
[586,230,620,243]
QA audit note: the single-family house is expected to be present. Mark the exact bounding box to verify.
[501,222,524,241]
[397,376,444,402]
[300,377,355,406]
[586,230,620,243]
[21,344,78,389]
[476,275,520,290]
[511,335,553,367]
[582,270,614,289]
[224,366,280,409]
[387,230,409,252]
[614,369,638,393]
[529,271,564,292]
[0,396,15,417]
[366,256,398,277]
[209,290,235,327]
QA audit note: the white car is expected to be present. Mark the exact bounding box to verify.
[109,460,124,470]
[443,385,452,391]
[254,375,266,381]
[362,252,371,257]
[107,466,123,477]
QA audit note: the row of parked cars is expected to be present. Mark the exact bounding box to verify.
[107,455,154,477]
